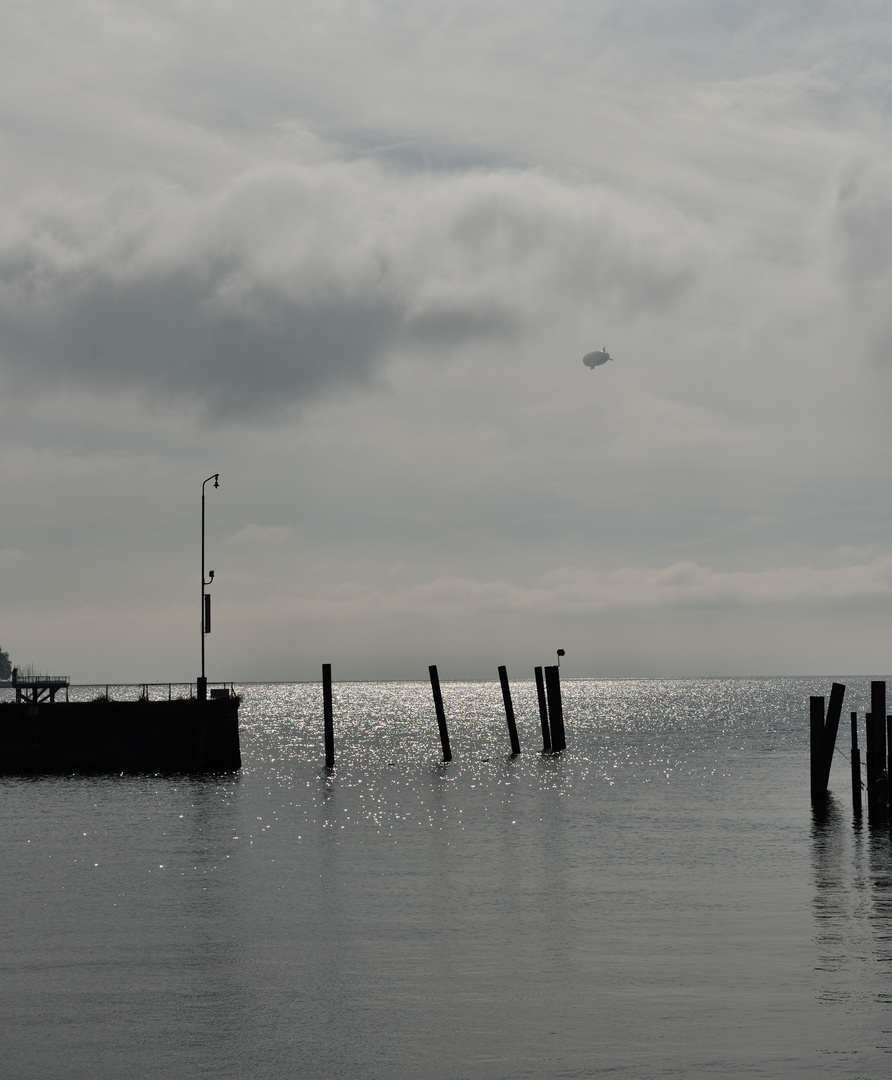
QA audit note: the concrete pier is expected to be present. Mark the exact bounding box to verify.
[0,696,241,774]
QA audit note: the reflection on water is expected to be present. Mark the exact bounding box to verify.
[8,677,892,1078]
[811,796,892,1066]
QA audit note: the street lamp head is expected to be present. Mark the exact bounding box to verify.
[557,649,565,657]
[213,474,219,488]
[208,569,215,580]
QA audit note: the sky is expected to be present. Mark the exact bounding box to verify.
[4,0,892,683]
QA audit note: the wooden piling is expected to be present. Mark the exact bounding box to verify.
[498,666,521,756]
[881,712,889,807]
[428,665,452,762]
[534,666,551,752]
[554,666,566,751]
[810,695,826,804]
[323,663,334,770]
[819,682,846,793]
[851,712,862,816]
[867,681,887,819]
[865,714,874,805]
[544,665,566,752]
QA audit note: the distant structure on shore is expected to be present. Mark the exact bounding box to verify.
[583,347,614,369]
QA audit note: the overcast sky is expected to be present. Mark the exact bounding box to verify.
[3,0,892,683]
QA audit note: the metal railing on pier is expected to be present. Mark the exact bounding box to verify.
[0,682,238,705]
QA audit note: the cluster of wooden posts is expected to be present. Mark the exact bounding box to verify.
[321,663,567,769]
[810,680,892,820]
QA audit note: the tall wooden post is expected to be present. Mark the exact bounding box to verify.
[544,665,566,752]
[498,666,521,756]
[428,665,452,762]
[867,681,887,820]
[887,714,892,800]
[323,663,334,770]
[810,696,826,804]
[851,713,862,817]
[866,710,877,817]
[534,666,551,752]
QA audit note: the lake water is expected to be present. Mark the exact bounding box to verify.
[2,676,891,1078]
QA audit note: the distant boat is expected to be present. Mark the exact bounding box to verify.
[583,347,613,369]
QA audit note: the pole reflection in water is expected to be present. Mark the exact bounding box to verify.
[811,794,892,1067]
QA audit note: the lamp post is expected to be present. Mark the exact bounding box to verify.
[199,473,219,701]
[557,648,565,668]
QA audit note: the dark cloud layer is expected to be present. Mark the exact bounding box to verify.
[3,271,402,416]
[0,166,698,417]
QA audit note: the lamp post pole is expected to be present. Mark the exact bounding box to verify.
[199,473,219,701]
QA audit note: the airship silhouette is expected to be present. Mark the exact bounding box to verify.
[583,347,613,369]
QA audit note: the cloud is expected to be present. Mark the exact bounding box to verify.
[0,162,702,418]
[534,558,892,611]
[4,0,892,682]
[827,156,892,364]
[255,555,892,623]
[223,523,295,546]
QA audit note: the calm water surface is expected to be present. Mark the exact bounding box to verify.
[2,677,891,1078]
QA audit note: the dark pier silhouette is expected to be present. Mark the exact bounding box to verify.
[0,683,240,774]
[2,672,69,705]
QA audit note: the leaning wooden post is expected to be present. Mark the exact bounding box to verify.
[534,666,551,752]
[851,713,862,816]
[544,665,566,752]
[323,663,334,770]
[498,665,521,756]
[810,696,826,804]
[819,682,846,793]
[428,665,452,762]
